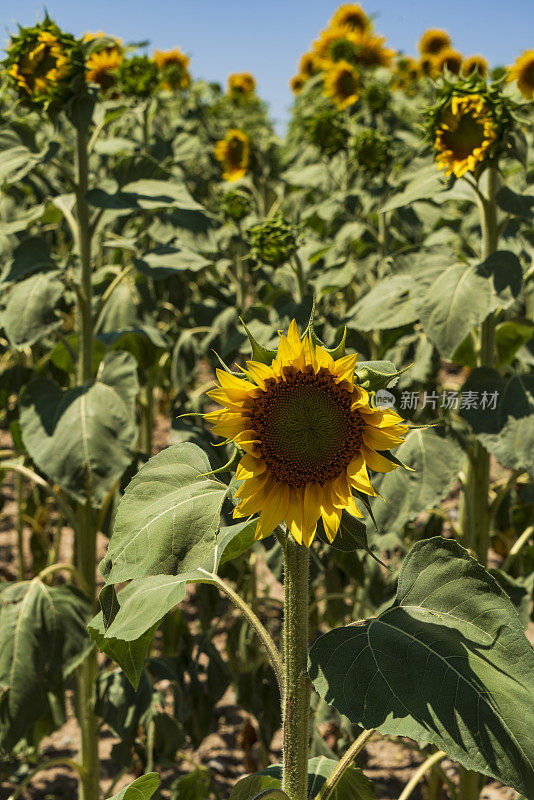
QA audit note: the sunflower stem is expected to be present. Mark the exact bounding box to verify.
[282,535,311,800]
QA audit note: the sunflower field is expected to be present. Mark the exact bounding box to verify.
[1,5,534,800]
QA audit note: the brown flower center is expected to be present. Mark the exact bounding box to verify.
[442,113,486,159]
[247,368,364,487]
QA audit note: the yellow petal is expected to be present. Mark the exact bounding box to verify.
[255,482,289,540]
[302,482,322,546]
[362,445,398,473]
[246,360,274,389]
[363,427,405,450]
[236,454,267,481]
[333,353,358,385]
[234,471,269,500]
[347,454,376,496]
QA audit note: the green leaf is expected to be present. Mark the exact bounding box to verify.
[88,612,156,689]
[309,537,534,797]
[229,774,283,800]
[495,320,534,367]
[372,429,464,540]
[0,140,59,184]
[87,179,203,212]
[170,767,212,800]
[105,773,160,800]
[0,204,46,236]
[2,271,64,349]
[477,250,523,300]
[382,165,447,212]
[412,262,493,359]
[459,368,506,434]
[20,351,138,505]
[257,757,374,800]
[354,360,402,391]
[134,245,211,278]
[480,416,534,478]
[497,187,534,220]
[0,580,93,752]
[348,276,417,331]
[100,443,228,584]
[1,236,55,283]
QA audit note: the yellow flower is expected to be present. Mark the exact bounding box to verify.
[290,74,306,94]
[205,321,407,547]
[10,31,69,96]
[351,32,395,67]
[214,129,250,181]
[299,52,320,78]
[329,3,372,33]
[419,54,438,78]
[324,60,361,109]
[508,50,534,99]
[392,56,420,91]
[83,31,122,46]
[435,48,463,75]
[154,48,191,89]
[462,55,489,78]
[435,94,497,178]
[315,27,393,69]
[86,48,123,90]
[418,28,451,57]
[228,72,256,96]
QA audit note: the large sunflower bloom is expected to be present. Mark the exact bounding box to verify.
[324,60,361,109]
[228,72,256,96]
[154,48,191,89]
[435,48,463,76]
[214,129,250,181]
[351,32,395,67]
[418,28,451,57]
[9,31,69,96]
[508,50,534,99]
[329,4,372,34]
[205,321,407,547]
[435,94,497,178]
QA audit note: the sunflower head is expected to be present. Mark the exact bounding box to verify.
[392,55,421,93]
[299,52,321,78]
[329,3,372,34]
[118,55,159,98]
[4,17,84,111]
[362,80,390,112]
[214,129,250,182]
[435,48,463,76]
[227,71,257,97]
[419,55,439,78]
[154,48,191,90]
[304,106,347,156]
[323,60,361,110]
[204,320,407,547]
[352,128,392,174]
[290,74,307,94]
[248,214,299,267]
[220,187,253,222]
[85,36,123,93]
[350,32,395,68]
[508,50,534,99]
[313,27,361,66]
[462,55,489,79]
[427,78,516,179]
[418,28,451,57]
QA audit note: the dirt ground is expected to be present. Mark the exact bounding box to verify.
[0,418,529,800]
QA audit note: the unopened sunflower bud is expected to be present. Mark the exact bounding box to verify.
[221,188,253,222]
[352,128,392,174]
[305,107,347,156]
[118,55,159,98]
[248,214,299,268]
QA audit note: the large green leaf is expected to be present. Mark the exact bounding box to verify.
[412,262,494,358]
[106,773,160,800]
[0,139,59,184]
[372,429,463,539]
[382,165,447,212]
[480,416,534,478]
[2,271,64,349]
[0,579,93,752]
[87,179,203,212]
[99,443,229,584]
[20,351,138,505]
[309,537,534,797]
[348,276,417,331]
[255,757,374,800]
[134,245,211,278]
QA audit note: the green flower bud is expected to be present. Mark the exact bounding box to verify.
[352,128,392,174]
[118,55,159,98]
[248,214,299,267]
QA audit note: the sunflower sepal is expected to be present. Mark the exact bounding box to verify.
[303,298,347,359]
[239,318,279,366]
[355,359,406,391]
[210,350,247,378]
[198,446,242,479]
[375,449,415,472]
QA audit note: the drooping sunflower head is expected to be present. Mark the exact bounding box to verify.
[227,71,257,97]
[5,17,83,110]
[154,48,191,90]
[508,50,534,99]
[462,55,489,79]
[118,55,159,98]
[323,60,361,110]
[419,54,439,78]
[205,321,407,547]
[83,33,124,92]
[248,214,299,267]
[418,28,452,57]
[290,74,307,95]
[350,32,395,68]
[392,55,421,93]
[214,129,250,182]
[435,48,463,76]
[329,3,372,34]
[434,94,498,178]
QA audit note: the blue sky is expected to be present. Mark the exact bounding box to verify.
[3,0,533,131]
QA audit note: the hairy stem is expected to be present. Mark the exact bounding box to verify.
[397,751,447,800]
[75,126,93,385]
[282,536,311,800]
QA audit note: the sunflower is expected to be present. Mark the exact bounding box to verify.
[86,47,123,91]
[205,321,407,547]
[462,55,488,78]
[419,55,438,78]
[290,74,306,94]
[508,50,534,99]
[392,55,420,91]
[434,94,497,178]
[228,72,256,96]
[329,3,372,34]
[313,27,361,65]
[350,32,395,67]
[214,129,250,181]
[9,30,70,97]
[435,48,463,75]
[299,52,320,78]
[154,48,191,89]
[418,28,451,57]
[324,60,361,109]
